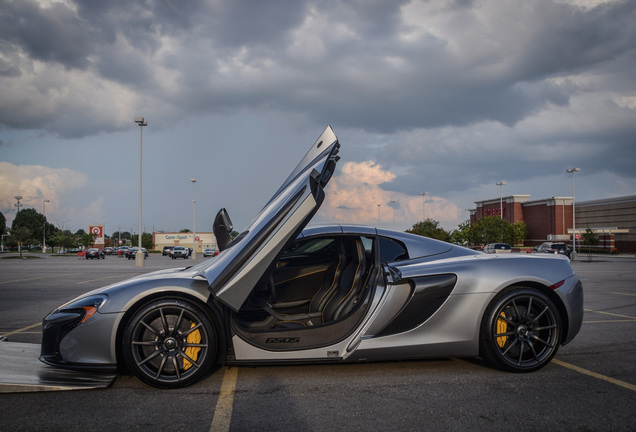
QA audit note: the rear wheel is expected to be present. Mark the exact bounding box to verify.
[480,287,561,372]
[123,298,219,388]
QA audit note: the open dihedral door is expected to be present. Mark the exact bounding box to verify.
[200,126,340,311]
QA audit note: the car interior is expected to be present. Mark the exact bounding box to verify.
[234,235,377,331]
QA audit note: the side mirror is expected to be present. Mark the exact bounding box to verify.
[214,208,233,251]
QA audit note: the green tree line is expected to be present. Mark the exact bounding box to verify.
[407,216,528,246]
[0,209,155,254]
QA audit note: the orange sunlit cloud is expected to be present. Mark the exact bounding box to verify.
[320,161,460,229]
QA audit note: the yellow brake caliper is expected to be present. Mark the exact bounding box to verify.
[496,312,508,348]
[183,322,201,370]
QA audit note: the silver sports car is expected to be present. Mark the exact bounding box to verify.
[41,126,584,388]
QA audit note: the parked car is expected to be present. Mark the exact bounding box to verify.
[203,248,218,257]
[162,246,174,256]
[104,247,114,255]
[484,243,511,254]
[117,246,130,256]
[85,248,105,259]
[170,246,189,259]
[532,242,571,258]
[40,126,583,390]
[126,247,148,259]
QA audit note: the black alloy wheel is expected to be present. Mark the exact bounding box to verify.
[480,287,561,372]
[123,298,218,388]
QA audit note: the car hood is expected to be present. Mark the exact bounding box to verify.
[197,126,341,311]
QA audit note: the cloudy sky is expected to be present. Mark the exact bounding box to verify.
[1,0,635,237]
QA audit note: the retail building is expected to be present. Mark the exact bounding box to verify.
[469,195,635,252]
[152,232,218,254]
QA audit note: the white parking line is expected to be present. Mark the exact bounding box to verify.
[553,359,636,392]
[210,367,239,432]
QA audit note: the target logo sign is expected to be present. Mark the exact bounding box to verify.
[88,225,104,244]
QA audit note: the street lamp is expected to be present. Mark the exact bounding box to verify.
[390,200,397,230]
[496,181,506,220]
[419,192,429,221]
[377,204,382,225]
[190,178,197,260]
[14,196,23,254]
[567,168,580,259]
[134,116,147,267]
[42,199,50,253]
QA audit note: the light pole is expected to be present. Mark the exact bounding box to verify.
[14,196,22,254]
[390,200,397,230]
[134,116,147,267]
[567,168,580,260]
[1,234,8,252]
[190,178,197,260]
[377,204,382,225]
[14,196,23,213]
[419,192,429,221]
[42,199,50,253]
[496,181,506,220]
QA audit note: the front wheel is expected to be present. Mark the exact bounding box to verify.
[480,287,561,372]
[122,298,219,388]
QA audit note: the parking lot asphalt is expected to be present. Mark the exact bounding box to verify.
[0,253,635,432]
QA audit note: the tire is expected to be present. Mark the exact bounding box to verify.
[480,287,561,372]
[122,298,219,389]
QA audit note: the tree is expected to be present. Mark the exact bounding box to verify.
[11,208,46,246]
[509,221,528,246]
[406,219,449,242]
[10,226,31,257]
[0,211,6,237]
[449,220,471,244]
[468,216,528,245]
[468,216,506,245]
[79,232,99,249]
[112,231,132,240]
[50,230,77,253]
[131,233,154,250]
[582,228,599,247]
[179,229,192,233]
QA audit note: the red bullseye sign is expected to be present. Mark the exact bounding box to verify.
[89,225,103,237]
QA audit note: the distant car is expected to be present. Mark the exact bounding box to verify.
[104,247,114,255]
[85,248,105,259]
[532,242,571,258]
[162,246,174,256]
[484,243,511,254]
[203,248,218,257]
[126,247,148,259]
[117,246,130,256]
[171,246,189,259]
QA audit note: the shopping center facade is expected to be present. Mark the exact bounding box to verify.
[469,195,635,252]
[151,232,218,254]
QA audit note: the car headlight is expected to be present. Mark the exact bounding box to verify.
[53,294,108,323]
[41,294,109,363]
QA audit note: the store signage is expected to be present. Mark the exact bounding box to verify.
[483,208,504,217]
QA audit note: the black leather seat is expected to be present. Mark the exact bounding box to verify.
[308,241,347,314]
[263,238,368,328]
[321,238,366,323]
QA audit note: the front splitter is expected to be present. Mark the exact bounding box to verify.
[0,341,117,393]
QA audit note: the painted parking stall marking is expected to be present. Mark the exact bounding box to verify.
[209,367,239,432]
